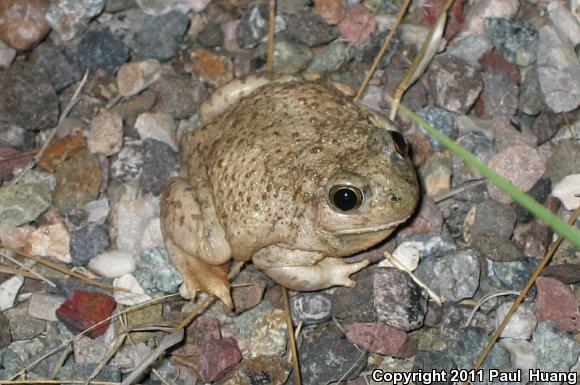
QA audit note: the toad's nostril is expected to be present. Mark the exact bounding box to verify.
[389,193,399,203]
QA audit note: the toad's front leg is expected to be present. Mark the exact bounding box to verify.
[252,245,369,291]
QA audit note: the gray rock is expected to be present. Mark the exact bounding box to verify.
[139,139,180,195]
[34,41,83,92]
[290,293,332,325]
[46,0,106,41]
[485,18,537,66]
[470,200,517,239]
[491,260,533,290]
[452,131,494,188]
[110,140,144,182]
[76,29,129,74]
[151,72,207,119]
[416,107,459,151]
[6,309,46,341]
[58,363,121,382]
[70,224,110,265]
[396,233,457,259]
[236,5,285,49]
[374,267,427,331]
[439,304,495,341]
[307,42,350,73]
[413,350,455,383]
[131,11,189,60]
[533,321,580,379]
[519,66,546,116]
[415,249,480,302]
[327,265,375,323]
[0,184,52,226]
[256,38,313,73]
[0,122,34,151]
[447,36,493,67]
[530,111,561,145]
[515,177,551,223]
[286,11,338,47]
[472,235,524,262]
[134,246,183,293]
[546,139,580,185]
[537,25,580,113]
[197,22,224,48]
[0,313,11,348]
[483,70,519,116]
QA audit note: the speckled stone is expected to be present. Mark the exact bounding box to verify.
[482,69,519,116]
[286,11,338,47]
[134,246,183,293]
[58,363,121,383]
[453,131,494,188]
[546,140,580,186]
[290,293,332,325]
[6,307,46,340]
[110,140,143,182]
[249,308,287,357]
[151,71,207,119]
[495,301,537,340]
[306,41,349,73]
[255,37,313,74]
[70,224,110,265]
[396,232,457,259]
[139,139,179,196]
[0,184,51,226]
[76,29,129,74]
[485,18,538,66]
[34,41,83,92]
[519,66,546,116]
[446,328,511,374]
[130,11,189,60]
[46,0,105,41]
[416,107,459,151]
[0,0,51,50]
[533,321,580,377]
[491,259,534,291]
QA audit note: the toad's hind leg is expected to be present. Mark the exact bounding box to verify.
[160,178,233,308]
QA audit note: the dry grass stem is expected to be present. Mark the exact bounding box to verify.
[0,149,39,162]
[464,291,520,328]
[283,287,302,385]
[267,0,276,74]
[433,180,485,203]
[0,249,56,286]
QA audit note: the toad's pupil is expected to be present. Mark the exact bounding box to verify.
[333,188,358,211]
[391,131,409,157]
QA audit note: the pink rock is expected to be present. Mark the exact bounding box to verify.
[315,0,344,25]
[337,4,375,44]
[536,276,580,333]
[461,0,519,37]
[174,315,221,357]
[194,337,242,382]
[343,323,417,358]
[0,0,51,50]
[420,0,466,40]
[0,147,33,181]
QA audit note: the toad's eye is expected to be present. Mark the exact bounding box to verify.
[329,185,364,212]
[390,130,409,157]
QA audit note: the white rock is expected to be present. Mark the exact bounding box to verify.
[26,223,72,263]
[548,1,580,46]
[113,274,152,306]
[134,112,178,151]
[572,0,580,23]
[89,251,136,278]
[117,59,162,97]
[0,40,16,69]
[552,174,580,210]
[189,0,212,12]
[136,0,191,15]
[461,0,520,37]
[27,294,65,321]
[379,242,420,272]
[500,338,536,371]
[0,224,34,250]
[495,301,537,340]
[140,217,164,250]
[0,276,23,310]
[84,198,110,224]
[88,112,124,156]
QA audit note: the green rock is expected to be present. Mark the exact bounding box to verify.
[0,183,51,226]
[134,247,182,293]
[307,42,350,73]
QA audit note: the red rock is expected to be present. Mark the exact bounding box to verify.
[315,0,344,25]
[419,0,466,40]
[55,290,117,338]
[0,0,51,50]
[536,276,580,333]
[337,4,375,44]
[173,315,221,357]
[193,337,242,382]
[479,51,520,84]
[0,147,33,181]
[343,322,417,358]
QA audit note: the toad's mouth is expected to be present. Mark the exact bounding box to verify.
[332,216,411,235]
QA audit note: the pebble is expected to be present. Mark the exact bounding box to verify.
[286,11,338,47]
[453,131,494,187]
[70,224,110,265]
[84,198,110,224]
[514,218,550,259]
[487,144,546,204]
[552,174,580,210]
[257,37,313,74]
[344,322,416,358]
[0,0,51,50]
[55,290,117,338]
[380,242,420,271]
[427,55,482,114]
[151,70,207,119]
[533,321,580,374]
[27,294,65,321]
[0,147,33,182]
[134,246,183,293]
[112,273,151,306]
[139,139,180,195]
[0,40,16,68]
[397,233,457,259]
[3,337,49,375]
[446,328,511,373]
[139,216,164,250]
[216,356,290,385]
[413,350,455,373]
[125,302,162,343]
[500,338,536,371]
[130,11,189,61]
[337,4,375,44]
[76,29,129,74]
[546,140,580,185]
[536,276,580,333]
[110,140,143,182]
[46,0,105,41]
[531,111,562,145]
[236,6,270,49]
[249,308,287,357]
[230,301,273,356]
[466,199,517,245]
[328,265,375,323]
[315,0,344,25]
[0,122,34,150]
[197,22,224,48]
[460,0,520,37]
[547,0,580,46]
[374,267,427,331]
[415,249,480,302]
[0,312,11,347]
[37,134,86,173]
[134,112,177,150]
[230,266,267,314]
[53,148,102,214]
[536,25,580,113]
[58,363,121,383]
[193,338,242,382]
[495,301,537,340]
[447,36,492,67]
[0,66,59,130]
[87,111,124,156]
[491,260,533,290]
[519,66,546,117]
[88,250,135,278]
[34,41,83,92]
[419,152,452,197]
[187,49,233,85]
[26,223,72,263]
[482,69,519,116]
[135,0,191,15]
[6,307,46,340]
[290,293,332,325]
[116,59,162,97]
[416,107,459,152]
[485,18,537,66]
[0,276,23,311]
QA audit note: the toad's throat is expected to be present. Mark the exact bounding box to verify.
[332,216,411,235]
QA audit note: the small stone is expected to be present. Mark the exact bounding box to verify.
[216,356,290,385]
[34,41,83,92]
[134,247,183,293]
[87,112,124,156]
[110,141,143,182]
[453,131,494,187]
[405,132,433,168]
[374,267,427,331]
[151,71,207,119]
[513,219,550,260]
[0,312,11,348]
[427,55,482,114]
[420,0,465,40]
[418,152,452,197]
[112,273,151,306]
[135,0,190,15]
[70,224,110,265]
[0,122,34,150]
[290,293,332,325]
[256,37,313,74]
[552,174,580,210]
[58,363,121,383]
[37,134,86,173]
[531,111,562,145]
[53,149,102,214]
[230,301,273,356]
[446,328,511,373]
[447,35,492,67]
[0,66,58,130]
[0,276,23,311]
[485,18,537,66]
[492,117,536,150]
[46,0,105,41]
[231,266,267,314]
[307,42,349,73]
[249,309,287,357]
[533,321,580,374]
[492,260,533,290]
[187,50,232,85]
[495,301,537,339]
[286,11,338,47]
[139,139,179,195]
[0,40,16,68]
[26,223,71,263]
[546,140,580,185]
[500,338,536,371]
[461,0,519,37]
[236,6,274,49]
[415,249,480,302]
[416,107,460,152]
[381,59,428,113]
[0,147,33,182]
[344,323,416,358]
[541,263,580,284]
[197,22,224,48]
[328,265,375,323]
[130,11,189,61]
[6,307,46,340]
[84,198,110,224]
[55,290,117,338]
[519,66,547,116]
[482,69,519,116]
[337,4,375,44]
[135,113,177,151]
[76,29,129,74]
[174,315,220,357]
[28,294,65,321]
[487,144,546,204]
[0,0,51,50]
[399,198,443,237]
[88,250,135,278]
[117,59,162,97]
[193,338,242,382]
[315,0,344,25]
[467,199,516,241]
[397,233,457,259]
[548,0,580,46]
[125,301,162,343]
[112,89,157,128]
[536,276,580,333]
[380,242,420,271]
[537,25,580,113]
[413,350,455,373]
